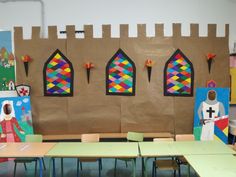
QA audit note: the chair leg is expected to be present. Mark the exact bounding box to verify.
[178,164,181,177]
[187,164,190,177]
[53,158,56,177]
[125,161,128,168]
[24,163,27,171]
[131,159,136,177]
[174,170,176,177]
[61,158,64,177]
[152,161,157,177]
[77,158,80,177]
[42,158,46,170]
[98,159,101,177]
[99,159,102,170]
[114,158,117,177]
[80,161,83,170]
[152,161,154,177]
[141,157,144,177]
[35,160,38,177]
[154,162,157,177]
[38,158,43,177]
[13,162,17,177]
[100,159,103,170]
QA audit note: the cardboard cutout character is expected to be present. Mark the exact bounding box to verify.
[198,90,227,140]
[0,100,25,142]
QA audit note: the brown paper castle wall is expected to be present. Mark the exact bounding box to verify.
[14,24,230,135]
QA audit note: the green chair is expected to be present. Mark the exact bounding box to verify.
[13,134,46,177]
[126,132,144,142]
[114,132,144,177]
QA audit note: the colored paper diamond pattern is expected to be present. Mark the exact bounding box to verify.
[164,49,194,96]
[43,49,74,96]
[106,49,136,96]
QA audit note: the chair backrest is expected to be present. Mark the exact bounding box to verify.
[127,132,144,142]
[175,134,195,141]
[81,134,100,143]
[153,138,174,142]
[25,134,43,142]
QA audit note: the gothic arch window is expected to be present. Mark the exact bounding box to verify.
[106,49,136,96]
[164,49,194,96]
[43,49,74,96]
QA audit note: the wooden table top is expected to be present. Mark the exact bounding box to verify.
[0,143,56,158]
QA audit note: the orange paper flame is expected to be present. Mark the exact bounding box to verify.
[207,53,216,60]
[21,55,32,62]
[84,62,94,69]
[145,59,154,67]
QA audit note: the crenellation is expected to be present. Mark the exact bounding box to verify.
[12,23,229,40]
[84,25,93,38]
[190,24,199,37]
[155,24,164,37]
[102,25,111,38]
[208,24,217,38]
[31,26,41,39]
[137,24,146,38]
[48,26,58,39]
[173,23,181,37]
[66,25,75,39]
[120,24,129,38]
[14,27,23,41]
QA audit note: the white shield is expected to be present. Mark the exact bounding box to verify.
[15,85,31,96]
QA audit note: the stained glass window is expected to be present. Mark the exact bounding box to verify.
[106,49,136,96]
[43,49,74,96]
[164,49,194,96]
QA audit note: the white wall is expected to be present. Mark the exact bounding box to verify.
[0,0,236,52]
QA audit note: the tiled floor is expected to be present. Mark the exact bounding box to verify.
[0,157,198,177]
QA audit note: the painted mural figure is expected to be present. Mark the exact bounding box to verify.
[198,90,227,140]
[0,100,25,142]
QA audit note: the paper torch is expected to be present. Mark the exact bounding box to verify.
[145,59,154,82]
[21,55,32,77]
[84,62,94,83]
[207,53,216,74]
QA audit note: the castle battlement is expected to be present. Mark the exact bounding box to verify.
[14,23,229,41]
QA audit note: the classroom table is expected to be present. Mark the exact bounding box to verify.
[46,142,139,177]
[184,154,236,177]
[139,140,235,156]
[0,142,56,177]
[139,140,235,177]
